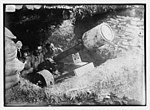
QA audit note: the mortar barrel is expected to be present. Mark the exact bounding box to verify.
[53,43,84,62]
[54,23,114,62]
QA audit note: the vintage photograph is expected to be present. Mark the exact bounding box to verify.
[4,4,145,106]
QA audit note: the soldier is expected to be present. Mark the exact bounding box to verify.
[31,45,44,71]
[22,45,47,87]
[20,46,34,77]
[44,43,64,74]
[50,43,63,56]
[44,43,54,60]
[41,43,58,75]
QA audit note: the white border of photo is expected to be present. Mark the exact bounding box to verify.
[0,0,149,110]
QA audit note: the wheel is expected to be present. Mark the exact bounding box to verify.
[37,69,54,87]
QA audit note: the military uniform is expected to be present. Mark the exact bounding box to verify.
[31,53,44,71]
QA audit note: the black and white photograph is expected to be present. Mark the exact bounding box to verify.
[3,3,146,107]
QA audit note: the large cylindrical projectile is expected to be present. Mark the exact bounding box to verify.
[82,22,114,50]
